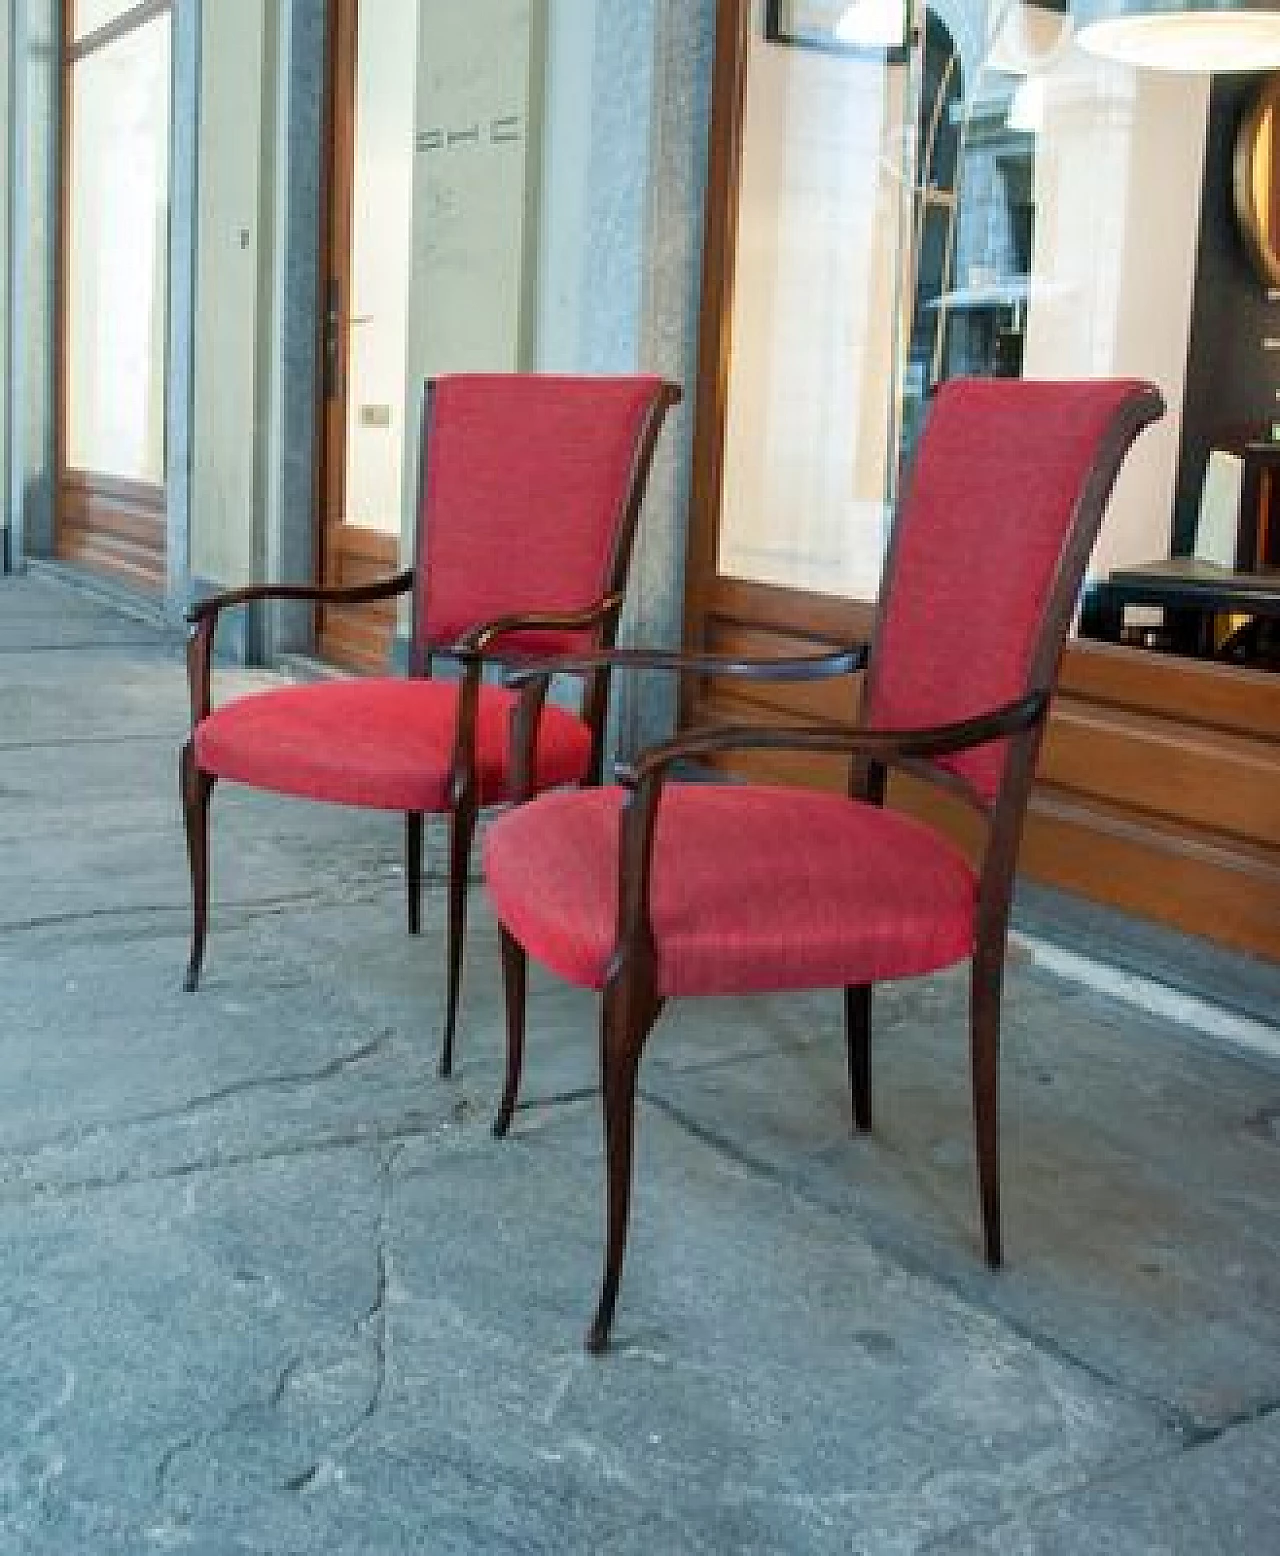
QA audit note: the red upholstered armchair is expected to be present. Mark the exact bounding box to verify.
[181,373,679,1075]
[483,377,1164,1351]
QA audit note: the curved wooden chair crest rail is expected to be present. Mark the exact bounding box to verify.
[180,372,681,1076]
[481,376,1165,1353]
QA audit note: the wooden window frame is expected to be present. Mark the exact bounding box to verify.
[682,0,1280,960]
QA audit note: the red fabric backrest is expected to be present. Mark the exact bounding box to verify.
[865,377,1150,802]
[415,374,670,654]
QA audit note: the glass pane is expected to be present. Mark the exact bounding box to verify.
[720,3,1213,609]
[718,15,912,600]
[343,0,418,534]
[66,15,170,483]
[74,0,151,43]
[907,2,1207,584]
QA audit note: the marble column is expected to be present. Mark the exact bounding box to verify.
[8,0,58,570]
[581,0,718,759]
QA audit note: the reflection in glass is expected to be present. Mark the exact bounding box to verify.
[717,20,912,600]
[74,0,150,43]
[717,1,1208,604]
[904,0,1204,584]
[1233,76,1280,290]
[66,15,170,483]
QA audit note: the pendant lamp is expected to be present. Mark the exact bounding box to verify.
[1075,0,1280,71]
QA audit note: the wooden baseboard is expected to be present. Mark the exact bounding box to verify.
[56,473,165,595]
[682,631,1280,963]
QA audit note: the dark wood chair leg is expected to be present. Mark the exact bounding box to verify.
[405,812,423,936]
[970,953,1004,1268]
[587,975,661,1354]
[493,927,527,1137]
[439,794,478,1078]
[845,984,872,1133]
[180,741,214,993]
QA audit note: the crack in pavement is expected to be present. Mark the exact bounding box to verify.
[154,1349,309,1520]
[0,1031,396,1172]
[0,1108,474,1207]
[0,732,179,752]
[152,1146,403,1514]
[0,880,412,940]
[282,1143,402,1493]
[0,640,176,655]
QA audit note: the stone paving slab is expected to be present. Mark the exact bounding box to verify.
[0,644,275,748]
[1,573,1278,1553]
[636,990,1280,1433]
[0,1105,1173,1555]
[0,575,176,652]
[934,1413,1280,1554]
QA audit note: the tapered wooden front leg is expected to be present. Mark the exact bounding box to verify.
[405,812,424,936]
[180,741,215,993]
[587,976,661,1354]
[440,793,478,1078]
[493,927,527,1137]
[844,984,872,1133]
[970,952,1005,1268]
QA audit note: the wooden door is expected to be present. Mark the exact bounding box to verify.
[316,0,406,672]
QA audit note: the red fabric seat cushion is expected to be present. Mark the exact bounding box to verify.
[193,678,593,812]
[483,784,978,996]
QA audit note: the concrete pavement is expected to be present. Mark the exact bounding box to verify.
[1,571,1278,1554]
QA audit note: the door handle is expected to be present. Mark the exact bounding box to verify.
[323,277,343,401]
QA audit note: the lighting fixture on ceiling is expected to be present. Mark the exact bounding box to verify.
[1074,0,1280,71]
[1008,75,1047,132]
[835,0,907,49]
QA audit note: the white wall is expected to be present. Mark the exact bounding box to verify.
[534,0,599,371]
[404,0,540,377]
[400,0,544,550]
[190,0,268,586]
[1023,55,1209,577]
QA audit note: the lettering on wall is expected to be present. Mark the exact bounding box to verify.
[406,0,540,379]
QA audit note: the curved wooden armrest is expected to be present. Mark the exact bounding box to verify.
[618,691,1049,788]
[450,592,626,660]
[506,643,868,686]
[503,643,869,800]
[440,592,627,812]
[185,568,414,626]
[185,568,414,727]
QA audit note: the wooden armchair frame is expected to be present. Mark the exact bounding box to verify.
[180,374,679,1079]
[481,378,1165,1351]
[499,648,1047,1349]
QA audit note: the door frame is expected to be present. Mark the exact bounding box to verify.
[314,0,400,672]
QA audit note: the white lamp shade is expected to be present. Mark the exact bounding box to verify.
[1075,0,1280,71]
[835,0,908,49]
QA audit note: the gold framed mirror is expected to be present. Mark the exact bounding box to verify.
[1233,74,1280,290]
